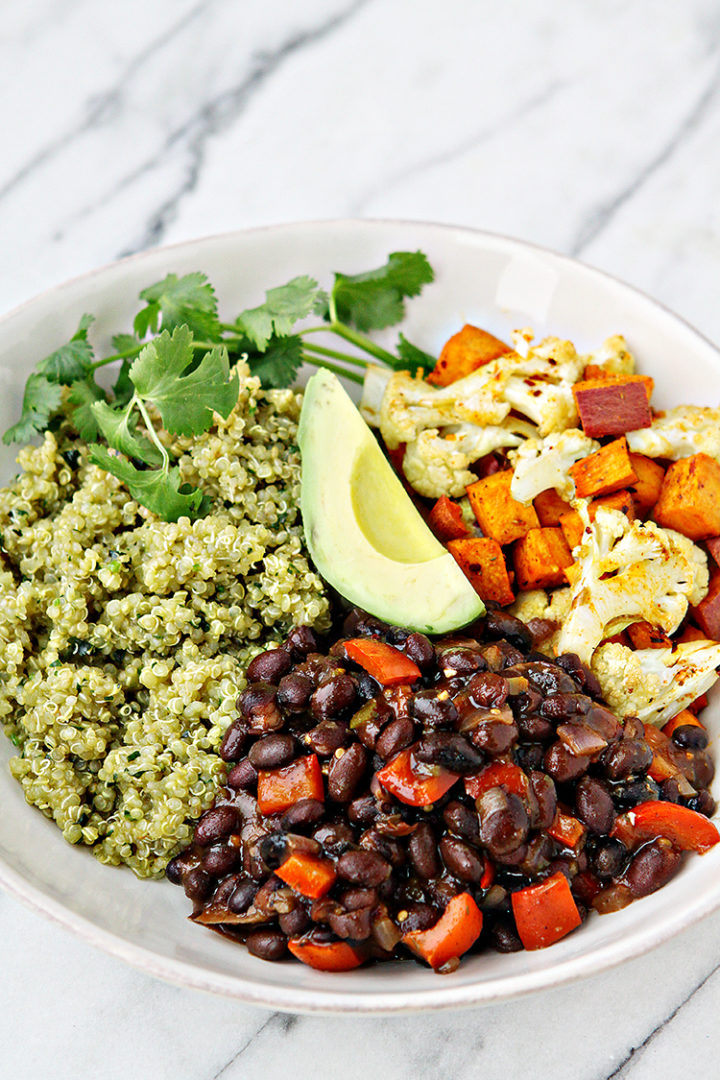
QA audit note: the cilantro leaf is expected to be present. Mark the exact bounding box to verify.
[236,276,324,351]
[395,333,436,375]
[246,335,304,390]
[91,401,163,465]
[134,272,219,340]
[331,251,434,332]
[112,359,134,406]
[2,374,63,445]
[67,378,106,441]
[130,327,238,436]
[112,333,139,355]
[36,314,95,384]
[89,446,210,522]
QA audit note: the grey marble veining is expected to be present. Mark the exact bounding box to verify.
[2,1,720,1077]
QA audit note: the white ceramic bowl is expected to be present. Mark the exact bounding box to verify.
[1,220,719,1013]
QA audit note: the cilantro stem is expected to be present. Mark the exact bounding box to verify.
[300,354,363,385]
[300,323,397,366]
[302,342,369,369]
[133,395,171,472]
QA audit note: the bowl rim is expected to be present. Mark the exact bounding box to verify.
[1,217,719,1014]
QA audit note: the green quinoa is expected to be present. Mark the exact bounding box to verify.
[0,364,330,877]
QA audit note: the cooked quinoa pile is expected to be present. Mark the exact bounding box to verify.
[0,364,330,877]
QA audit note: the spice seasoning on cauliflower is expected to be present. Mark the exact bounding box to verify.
[627,405,720,461]
[0,366,330,877]
[509,429,600,505]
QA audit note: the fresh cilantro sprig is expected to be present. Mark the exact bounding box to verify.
[2,253,437,520]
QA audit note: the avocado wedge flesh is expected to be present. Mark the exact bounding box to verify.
[298,370,485,634]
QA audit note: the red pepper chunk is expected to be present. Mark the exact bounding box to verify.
[288,937,365,971]
[275,851,336,899]
[511,871,582,950]
[344,638,421,687]
[547,810,586,851]
[464,760,529,801]
[376,747,459,807]
[611,801,720,855]
[402,892,483,969]
[256,754,324,815]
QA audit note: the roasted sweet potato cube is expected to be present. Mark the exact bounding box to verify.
[447,537,515,606]
[582,367,654,400]
[559,510,585,552]
[692,570,720,639]
[627,453,665,516]
[603,630,632,647]
[466,471,539,545]
[513,527,573,590]
[427,324,511,387]
[569,437,637,499]
[654,453,720,540]
[687,693,709,715]
[428,496,470,542]
[534,488,573,526]
[627,621,672,649]
[705,536,720,568]
[573,377,652,437]
[589,489,636,521]
[677,624,708,644]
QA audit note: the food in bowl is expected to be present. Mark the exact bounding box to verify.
[1,246,719,974]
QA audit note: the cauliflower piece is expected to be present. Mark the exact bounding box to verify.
[592,640,720,725]
[556,508,709,664]
[509,587,572,657]
[359,364,392,427]
[627,405,720,462]
[402,421,530,499]
[510,428,600,504]
[583,335,635,375]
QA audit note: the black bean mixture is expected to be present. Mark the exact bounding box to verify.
[168,609,716,971]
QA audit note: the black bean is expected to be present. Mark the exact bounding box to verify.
[602,739,652,780]
[672,725,709,750]
[194,805,238,847]
[583,704,622,742]
[399,903,437,933]
[386,625,411,645]
[440,836,485,882]
[337,849,391,886]
[539,693,591,720]
[659,777,683,803]
[514,743,546,772]
[354,670,380,701]
[483,641,526,669]
[228,875,258,913]
[489,919,523,953]
[612,777,661,808]
[689,749,715,789]
[575,776,615,835]
[376,717,415,761]
[686,790,716,816]
[443,800,481,844]
[247,647,292,684]
[477,789,529,856]
[348,795,379,825]
[467,672,509,708]
[411,689,459,728]
[310,674,357,720]
[522,662,578,696]
[624,839,682,897]
[286,625,320,658]
[329,906,372,941]
[212,874,241,907]
[404,632,436,672]
[414,732,483,774]
[277,672,314,712]
[516,711,554,741]
[279,907,310,936]
[202,844,239,877]
[246,928,288,961]
[166,851,196,885]
[183,867,213,902]
[520,834,553,876]
[259,833,288,869]
[281,799,325,831]
[360,828,405,867]
[226,758,258,790]
[342,610,389,638]
[248,734,295,770]
[219,719,248,763]
[493,842,529,867]
[590,838,628,880]
[237,682,282,731]
[341,887,378,910]
[328,742,368,802]
[313,822,355,855]
[528,771,557,830]
[408,821,441,879]
[544,741,591,782]
[468,717,519,756]
[556,653,603,698]
[483,610,533,652]
[304,720,350,757]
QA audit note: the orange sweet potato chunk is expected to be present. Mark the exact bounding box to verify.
[573,377,652,437]
[569,438,638,499]
[627,453,665,516]
[559,510,585,552]
[626,621,672,649]
[447,537,515,606]
[513,527,573,590]
[583,367,654,400]
[534,488,573,526]
[427,324,511,387]
[428,496,470,542]
[589,489,636,521]
[466,471,539,545]
[653,454,720,541]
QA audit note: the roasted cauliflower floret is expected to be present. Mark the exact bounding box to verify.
[592,640,720,725]
[583,334,635,375]
[510,429,600,504]
[359,364,392,428]
[556,508,709,664]
[627,406,720,462]
[509,587,572,656]
[402,422,528,499]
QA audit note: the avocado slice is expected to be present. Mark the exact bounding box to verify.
[298,369,485,634]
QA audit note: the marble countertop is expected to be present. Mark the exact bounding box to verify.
[2,1,720,1076]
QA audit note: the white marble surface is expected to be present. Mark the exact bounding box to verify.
[2,0,720,1075]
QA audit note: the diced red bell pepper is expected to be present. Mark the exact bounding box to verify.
[428,495,471,542]
[376,746,460,807]
[275,851,336,899]
[611,801,720,854]
[464,760,530,801]
[288,937,365,971]
[511,871,582,950]
[345,638,421,687]
[547,810,586,850]
[480,855,495,891]
[402,892,483,969]
[662,710,706,738]
[257,754,324,815]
